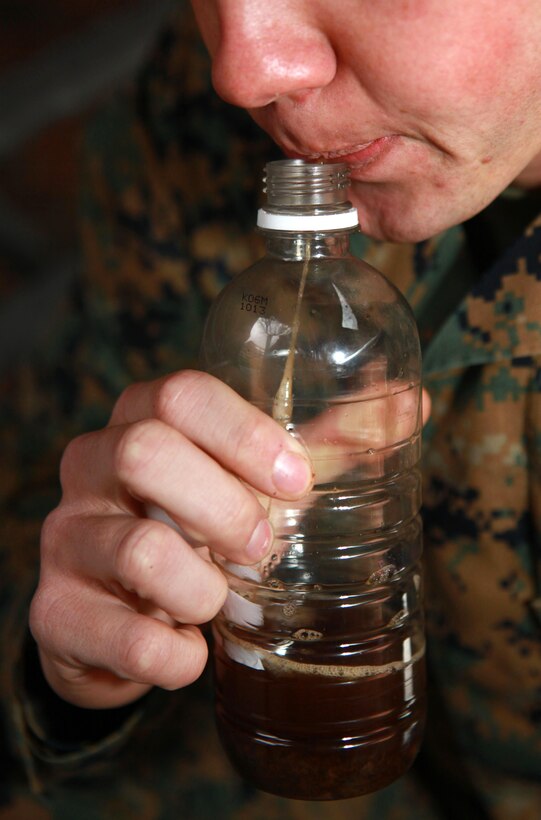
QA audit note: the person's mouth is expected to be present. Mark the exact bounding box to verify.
[285,136,398,170]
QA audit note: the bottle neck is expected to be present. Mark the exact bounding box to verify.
[261,230,353,261]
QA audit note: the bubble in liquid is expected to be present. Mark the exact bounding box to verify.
[283,601,298,618]
[367,448,375,455]
[292,628,323,641]
[367,564,397,585]
[267,578,286,590]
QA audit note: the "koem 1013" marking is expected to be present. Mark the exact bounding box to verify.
[240,291,268,315]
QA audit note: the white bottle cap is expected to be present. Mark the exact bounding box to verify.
[257,207,359,232]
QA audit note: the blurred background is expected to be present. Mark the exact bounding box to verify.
[0,0,172,373]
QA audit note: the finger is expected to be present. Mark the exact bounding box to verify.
[30,580,208,706]
[109,370,313,499]
[58,512,228,624]
[38,649,154,709]
[59,421,274,564]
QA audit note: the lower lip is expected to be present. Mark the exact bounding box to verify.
[287,136,396,170]
[330,136,396,167]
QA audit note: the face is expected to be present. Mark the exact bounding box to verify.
[191,0,541,242]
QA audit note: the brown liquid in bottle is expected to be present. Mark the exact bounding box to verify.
[214,619,425,800]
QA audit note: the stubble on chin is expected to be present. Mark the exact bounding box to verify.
[349,185,448,244]
[349,171,504,244]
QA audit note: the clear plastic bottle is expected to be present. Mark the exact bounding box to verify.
[200,159,425,801]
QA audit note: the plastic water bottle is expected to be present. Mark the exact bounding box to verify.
[200,159,425,800]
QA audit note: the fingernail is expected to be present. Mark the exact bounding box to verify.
[246,518,273,562]
[272,450,312,495]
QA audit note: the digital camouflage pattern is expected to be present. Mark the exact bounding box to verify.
[1,1,541,817]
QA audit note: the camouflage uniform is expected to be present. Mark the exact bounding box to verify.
[1,2,540,817]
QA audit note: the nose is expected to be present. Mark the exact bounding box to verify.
[207,2,337,109]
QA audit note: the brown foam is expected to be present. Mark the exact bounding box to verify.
[218,621,425,679]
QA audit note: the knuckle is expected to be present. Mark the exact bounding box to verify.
[59,433,91,492]
[115,521,167,596]
[154,370,211,424]
[114,419,166,487]
[229,412,267,464]
[28,588,48,644]
[111,381,144,424]
[170,633,208,688]
[189,569,228,624]
[29,582,65,649]
[218,485,261,542]
[153,377,180,422]
[243,411,271,451]
[118,621,170,682]
[40,508,68,558]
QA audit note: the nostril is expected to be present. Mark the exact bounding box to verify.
[210,29,336,110]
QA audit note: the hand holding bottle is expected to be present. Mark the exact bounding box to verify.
[30,370,313,709]
[30,367,429,711]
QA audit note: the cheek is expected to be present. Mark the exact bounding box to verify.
[358,12,528,139]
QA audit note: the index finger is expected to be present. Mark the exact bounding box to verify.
[109,371,313,500]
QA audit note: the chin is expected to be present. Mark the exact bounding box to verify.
[350,162,524,244]
[353,206,447,244]
[349,184,478,244]
[356,217,436,244]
